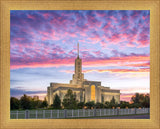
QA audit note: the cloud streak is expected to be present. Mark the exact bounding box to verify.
[10,88,46,96]
[11,52,149,69]
[62,68,149,74]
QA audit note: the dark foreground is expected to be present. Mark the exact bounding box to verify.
[79,114,150,119]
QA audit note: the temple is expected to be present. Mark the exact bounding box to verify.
[46,43,120,105]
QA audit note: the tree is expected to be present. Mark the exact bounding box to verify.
[131,93,140,104]
[30,99,41,109]
[109,96,118,108]
[101,95,104,103]
[110,96,116,104]
[104,101,110,108]
[52,94,61,109]
[120,101,129,108]
[62,89,78,109]
[110,96,116,108]
[20,94,32,109]
[131,93,150,108]
[77,102,85,109]
[95,102,104,109]
[10,97,20,110]
[40,99,48,108]
[142,94,150,108]
[85,101,95,109]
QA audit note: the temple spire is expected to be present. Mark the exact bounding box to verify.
[77,42,79,58]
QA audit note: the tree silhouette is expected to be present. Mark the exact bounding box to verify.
[131,93,150,108]
[40,98,48,108]
[20,94,32,109]
[10,97,20,110]
[52,94,61,109]
[62,89,78,109]
[85,101,95,109]
[110,96,116,104]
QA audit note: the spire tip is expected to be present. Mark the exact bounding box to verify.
[77,42,79,58]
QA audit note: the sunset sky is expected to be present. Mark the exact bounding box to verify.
[10,10,150,101]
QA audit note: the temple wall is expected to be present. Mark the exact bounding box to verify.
[84,85,91,102]
[47,82,120,105]
[50,83,82,88]
[96,86,101,103]
[84,82,103,103]
[102,92,120,104]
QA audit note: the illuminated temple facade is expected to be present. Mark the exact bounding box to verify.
[47,43,120,105]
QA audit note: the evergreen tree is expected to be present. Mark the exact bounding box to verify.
[53,94,61,109]
[62,89,78,109]
[20,94,32,109]
[109,96,116,108]
[41,99,48,108]
[10,97,20,110]
[110,96,116,104]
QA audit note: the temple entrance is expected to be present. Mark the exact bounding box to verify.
[91,85,95,101]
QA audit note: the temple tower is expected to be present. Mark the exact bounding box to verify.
[70,43,84,85]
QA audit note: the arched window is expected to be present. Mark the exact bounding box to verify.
[91,85,95,101]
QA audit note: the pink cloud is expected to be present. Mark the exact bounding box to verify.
[11,53,149,70]
[142,15,149,20]
[93,51,101,55]
[10,58,75,69]
[124,62,150,67]
[37,30,60,41]
[137,39,150,48]
[27,14,35,20]
[103,31,150,48]
[86,15,103,29]
[95,12,106,18]
[120,88,150,102]
[102,21,112,30]
[120,94,134,102]
[13,37,25,41]
[126,42,135,47]
[100,41,107,48]
[88,37,101,43]
[85,68,149,73]
[42,13,50,19]
[61,68,149,74]
[83,54,149,67]
[121,88,150,94]
[110,16,118,21]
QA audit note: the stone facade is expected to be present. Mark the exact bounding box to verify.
[46,43,120,105]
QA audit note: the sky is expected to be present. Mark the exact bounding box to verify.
[10,10,150,102]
